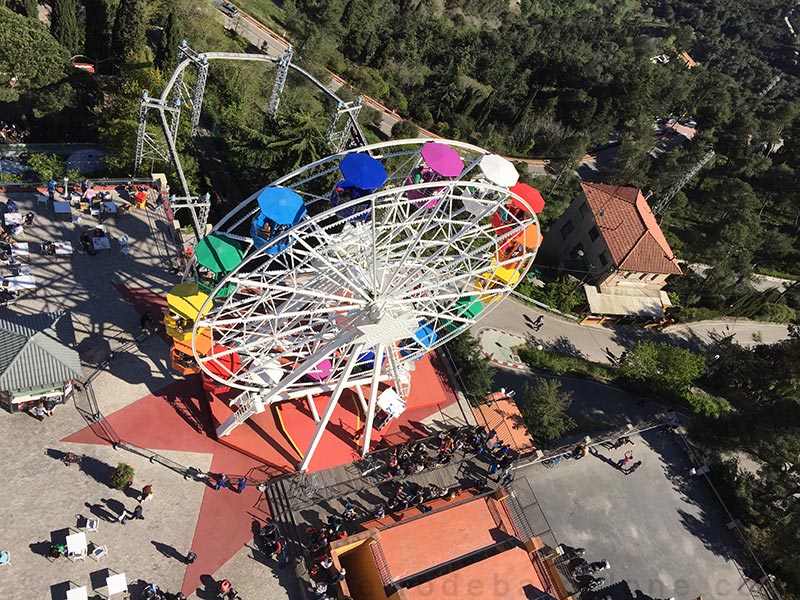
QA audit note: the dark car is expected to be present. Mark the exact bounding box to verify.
[220,2,239,16]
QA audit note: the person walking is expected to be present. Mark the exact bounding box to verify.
[132,504,144,520]
[532,315,544,331]
[140,483,153,502]
[117,509,129,525]
[236,477,247,493]
[214,474,229,491]
[625,461,643,476]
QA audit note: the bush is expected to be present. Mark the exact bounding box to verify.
[683,390,733,418]
[516,345,615,380]
[443,332,495,406]
[110,463,134,490]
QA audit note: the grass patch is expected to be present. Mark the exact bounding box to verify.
[234,0,288,31]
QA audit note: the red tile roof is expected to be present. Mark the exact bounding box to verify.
[581,183,682,275]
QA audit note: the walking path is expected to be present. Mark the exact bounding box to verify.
[473,297,792,366]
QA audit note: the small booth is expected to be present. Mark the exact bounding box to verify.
[444,295,484,332]
[193,233,246,298]
[405,142,464,209]
[170,328,212,376]
[374,387,407,431]
[0,312,81,414]
[399,323,438,359]
[164,282,211,342]
[330,153,388,221]
[250,187,306,253]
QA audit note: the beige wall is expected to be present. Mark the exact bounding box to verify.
[600,270,669,290]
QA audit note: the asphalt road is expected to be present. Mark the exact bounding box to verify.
[474,297,791,365]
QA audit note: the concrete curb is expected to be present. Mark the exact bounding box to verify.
[477,327,530,371]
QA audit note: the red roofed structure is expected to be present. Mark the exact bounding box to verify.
[327,492,576,600]
[539,183,682,320]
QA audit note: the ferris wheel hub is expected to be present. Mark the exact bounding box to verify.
[356,307,417,347]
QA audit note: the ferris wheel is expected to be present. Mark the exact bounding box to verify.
[166,139,545,471]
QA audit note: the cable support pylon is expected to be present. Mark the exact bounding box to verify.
[134,92,177,175]
[268,46,293,116]
[652,148,715,216]
[325,98,364,153]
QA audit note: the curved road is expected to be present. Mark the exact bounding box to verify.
[472,296,791,365]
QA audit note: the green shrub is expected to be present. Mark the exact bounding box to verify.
[110,463,134,490]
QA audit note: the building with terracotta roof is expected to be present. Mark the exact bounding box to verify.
[539,183,682,320]
[327,491,574,600]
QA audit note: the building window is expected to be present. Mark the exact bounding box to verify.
[578,202,589,218]
[639,273,648,280]
[560,221,574,240]
[589,226,599,242]
[599,251,609,266]
[650,274,660,281]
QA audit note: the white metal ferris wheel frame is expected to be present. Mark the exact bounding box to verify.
[186,139,540,470]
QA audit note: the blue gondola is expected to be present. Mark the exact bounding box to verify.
[250,187,307,253]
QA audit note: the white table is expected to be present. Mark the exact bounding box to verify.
[0,274,36,291]
[9,242,29,257]
[70,193,82,204]
[102,201,118,214]
[66,586,89,600]
[65,531,87,556]
[92,236,110,251]
[106,573,128,596]
[53,201,72,215]
[53,241,74,255]
[4,212,22,225]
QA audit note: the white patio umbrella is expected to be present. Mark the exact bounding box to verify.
[479,154,519,187]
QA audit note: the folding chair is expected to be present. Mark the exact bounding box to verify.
[90,545,108,561]
[84,518,98,533]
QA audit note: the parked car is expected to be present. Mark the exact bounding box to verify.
[220,2,239,17]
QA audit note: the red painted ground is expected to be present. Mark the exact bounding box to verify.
[62,376,270,596]
[209,351,459,472]
[114,282,171,344]
[63,284,461,595]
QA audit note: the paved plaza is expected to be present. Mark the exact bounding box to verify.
[513,430,753,600]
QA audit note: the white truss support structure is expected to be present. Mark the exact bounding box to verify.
[298,344,366,472]
[326,98,365,153]
[652,148,715,215]
[268,46,293,116]
[360,343,385,457]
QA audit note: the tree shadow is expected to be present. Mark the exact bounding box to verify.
[79,455,114,487]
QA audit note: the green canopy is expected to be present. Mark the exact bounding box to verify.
[194,234,245,274]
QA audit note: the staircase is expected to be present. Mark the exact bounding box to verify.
[264,475,307,561]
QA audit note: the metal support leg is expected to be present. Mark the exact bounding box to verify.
[298,344,365,472]
[307,393,320,423]
[361,344,384,456]
[354,385,368,416]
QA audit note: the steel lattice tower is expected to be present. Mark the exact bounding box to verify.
[652,148,715,215]
[326,98,364,152]
[268,46,293,116]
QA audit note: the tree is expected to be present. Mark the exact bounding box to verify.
[444,332,495,405]
[0,7,70,101]
[27,154,65,180]
[110,463,135,490]
[155,9,180,71]
[520,378,576,442]
[112,0,146,65]
[14,0,38,18]
[618,341,706,399]
[391,120,418,139]
[50,0,80,54]
[84,0,114,61]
